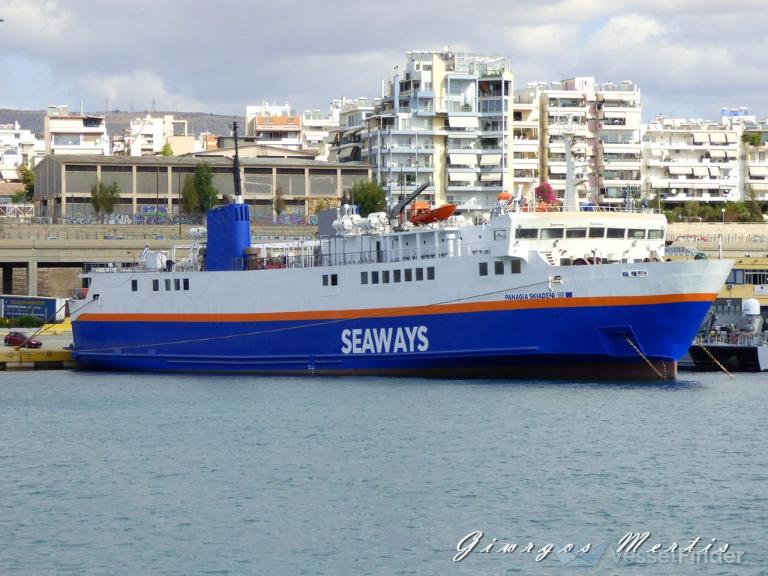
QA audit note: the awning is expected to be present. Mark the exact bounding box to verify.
[725,150,737,159]
[692,166,709,177]
[692,132,708,144]
[725,132,737,143]
[337,147,354,160]
[549,164,567,174]
[480,154,501,166]
[708,166,721,177]
[0,169,19,181]
[668,166,692,175]
[709,132,726,144]
[480,173,502,182]
[709,149,726,159]
[447,116,479,129]
[449,153,477,166]
[749,166,768,177]
[448,172,477,183]
[749,183,768,192]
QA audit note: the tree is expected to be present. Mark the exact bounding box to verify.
[194,162,218,213]
[348,180,386,217]
[741,132,761,147]
[90,181,120,223]
[12,164,34,203]
[160,142,174,156]
[273,185,286,220]
[534,181,559,205]
[181,175,199,218]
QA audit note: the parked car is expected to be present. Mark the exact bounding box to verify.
[3,331,43,348]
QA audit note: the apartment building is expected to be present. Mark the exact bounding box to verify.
[514,77,642,206]
[362,50,514,207]
[245,103,302,150]
[642,117,740,205]
[738,115,768,203]
[44,105,110,156]
[0,122,38,181]
[330,97,376,163]
[117,114,195,156]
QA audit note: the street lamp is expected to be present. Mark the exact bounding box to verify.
[721,208,725,223]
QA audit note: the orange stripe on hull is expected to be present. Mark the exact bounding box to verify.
[77,293,717,323]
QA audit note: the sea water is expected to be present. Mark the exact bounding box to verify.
[0,371,765,575]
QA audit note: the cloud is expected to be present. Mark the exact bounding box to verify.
[78,70,206,112]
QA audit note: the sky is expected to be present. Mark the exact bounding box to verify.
[0,0,766,122]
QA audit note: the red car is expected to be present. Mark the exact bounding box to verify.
[4,331,43,348]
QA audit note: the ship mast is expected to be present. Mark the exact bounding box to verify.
[232,121,243,204]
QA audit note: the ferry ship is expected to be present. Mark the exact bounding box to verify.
[69,132,732,380]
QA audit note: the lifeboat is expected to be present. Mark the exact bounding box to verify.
[409,201,457,225]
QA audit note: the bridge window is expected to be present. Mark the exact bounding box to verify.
[516,228,538,239]
[541,228,564,239]
[566,228,587,238]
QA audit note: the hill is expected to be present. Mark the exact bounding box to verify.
[0,109,244,138]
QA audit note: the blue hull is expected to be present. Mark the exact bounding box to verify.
[72,300,710,380]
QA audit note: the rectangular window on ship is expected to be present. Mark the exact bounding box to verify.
[183,279,190,290]
[416,268,424,281]
[607,228,626,239]
[405,269,413,282]
[322,275,329,286]
[588,227,605,238]
[152,279,159,292]
[165,279,171,291]
[361,271,368,285]
[383,270,390,284]
[479,262,488,276]
[372,271,379,284]
[131,279,138,292]
[331,274,338,286]
[394,269,401,283]
[494,261,504,275]
[174,279,181,291]
[566,228,587,238]
[511,260,521,273]
[427,267,435,280]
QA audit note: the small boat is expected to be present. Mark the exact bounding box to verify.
[681,299,768,372]
[409,202,457,225]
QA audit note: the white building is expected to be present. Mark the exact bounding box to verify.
[514,77,643,206]
[245,102,302,150]
[44,105,110,156]
[121,114,194,156]
[642,116,740,205]
[0,122,38,181]
[363,50,514,208]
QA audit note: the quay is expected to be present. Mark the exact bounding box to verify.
[0,347,75,370]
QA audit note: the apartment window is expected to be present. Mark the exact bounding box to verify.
[511,260,522,273]
[361,271,368,285]
[131,279,138,292]
[405,269,413,282]
[427,267,435,280]
[494,261,504,275]
[174,278,181,291]
[164,279,171,291]
[372,271,379,284]
[479,262,488,276]
[152,279,159,292]
[416,268,424,281]
[183,279,190,290]
[382,270,390,284]
[394,269,402,283]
